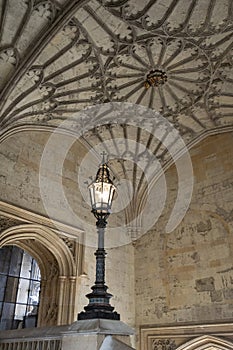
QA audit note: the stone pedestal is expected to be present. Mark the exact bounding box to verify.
[63,319,135,349]
[0,319,135,350]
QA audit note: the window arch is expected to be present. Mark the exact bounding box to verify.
[0,224,77,326]
[0,245,41,330]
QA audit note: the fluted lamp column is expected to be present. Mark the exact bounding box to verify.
[78,158,120,320]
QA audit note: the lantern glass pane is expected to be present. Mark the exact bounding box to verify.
[108,186,115,207]
[89,185,95,207]
[93,182,110,211]
[88,164,116,215]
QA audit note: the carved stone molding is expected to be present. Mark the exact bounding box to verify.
[140,323,233,350]
[152,339,177,350]
[0,215,23,232]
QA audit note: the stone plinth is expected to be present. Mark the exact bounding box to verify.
[0,319,135,350]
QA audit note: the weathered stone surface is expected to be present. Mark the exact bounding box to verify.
[195,278,215,292]
[135,132,233,327]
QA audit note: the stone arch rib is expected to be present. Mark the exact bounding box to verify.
[0,224,76,277]
[176,335,233,350]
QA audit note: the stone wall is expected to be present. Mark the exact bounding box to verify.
[0,128,232,332]
[0,130,86,227]
[0,129,135,327]
[135,132,233,327]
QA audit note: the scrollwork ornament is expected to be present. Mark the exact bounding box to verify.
[152,339,177,350]
[0,48,18,66]
[0,216,22,232]
[34,1,56,21]
[62,237,76,258]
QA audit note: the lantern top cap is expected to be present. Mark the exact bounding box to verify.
[94,162,114,184]
[89,151,114,185]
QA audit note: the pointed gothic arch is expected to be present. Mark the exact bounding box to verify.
[0,224,77,326]
[176,335,233,350]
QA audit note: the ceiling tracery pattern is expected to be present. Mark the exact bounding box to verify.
[106,38,210,114]
[0,0,231,135]
[0,0,232,233]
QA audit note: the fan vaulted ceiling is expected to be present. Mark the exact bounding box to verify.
[0,0,232,133]
[0,0,232,234]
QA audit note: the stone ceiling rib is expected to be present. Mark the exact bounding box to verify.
[0,0,90,115]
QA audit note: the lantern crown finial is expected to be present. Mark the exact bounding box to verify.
[100,150,108,165]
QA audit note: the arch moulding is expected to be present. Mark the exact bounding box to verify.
[176,335,233,350]
[140,323,233,350]
[0,224,78,326]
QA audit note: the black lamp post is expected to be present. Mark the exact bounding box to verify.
[78,157,120,320]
